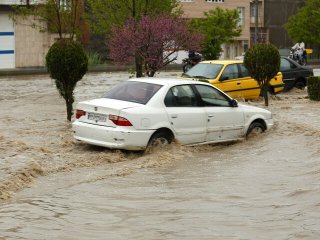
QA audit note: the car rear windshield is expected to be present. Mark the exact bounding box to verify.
[185,63,223,79]
[102,81,163,104]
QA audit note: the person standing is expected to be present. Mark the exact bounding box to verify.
[291,41,306,63]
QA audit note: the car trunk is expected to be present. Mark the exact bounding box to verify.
[76,98,142,127]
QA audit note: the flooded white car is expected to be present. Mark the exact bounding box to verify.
[73,78,273,150]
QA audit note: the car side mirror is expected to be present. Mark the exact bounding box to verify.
[230,99,238,107]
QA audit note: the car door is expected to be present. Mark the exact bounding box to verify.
[193,84,245,142]
[280,58,299,90]
[164,84,207,145]
[214,63,243,98]
[237,64,261,99]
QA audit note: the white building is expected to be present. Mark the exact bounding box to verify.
[0,1,56,69]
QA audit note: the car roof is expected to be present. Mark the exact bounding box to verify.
[127,77,212,87]
[281,56,290,60]
[200,60,243,64]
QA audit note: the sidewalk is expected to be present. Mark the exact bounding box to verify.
[0,63,183,77]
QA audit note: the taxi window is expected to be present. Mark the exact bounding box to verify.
[185,63,223,79]
[239,64,249,77]
[220,64,240,81]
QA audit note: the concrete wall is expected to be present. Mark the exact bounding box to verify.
[15,16,57,67]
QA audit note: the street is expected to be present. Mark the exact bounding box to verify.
[0,71,320,239]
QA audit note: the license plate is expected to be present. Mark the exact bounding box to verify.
[88,113,107,122]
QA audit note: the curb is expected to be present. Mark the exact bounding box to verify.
[0,64,184,77]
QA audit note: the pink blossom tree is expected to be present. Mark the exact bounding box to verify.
[109,15,203,77]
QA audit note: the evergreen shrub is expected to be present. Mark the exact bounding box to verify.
[307,76,320,101]
[243,43,280,106]
[46,39,88,121]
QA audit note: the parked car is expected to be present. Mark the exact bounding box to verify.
[181,60,284,100]
[234,53,245,60]
[280,56,314,91]
[73,78,274,151]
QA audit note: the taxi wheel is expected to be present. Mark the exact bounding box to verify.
[268,87,275,95]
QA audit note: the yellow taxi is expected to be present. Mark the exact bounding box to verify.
[181,60,284,100]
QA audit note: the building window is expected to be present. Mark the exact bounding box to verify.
[251,5,257,18]
[237,7,244,28]
[206,0,225,3]
[250,4,257,23]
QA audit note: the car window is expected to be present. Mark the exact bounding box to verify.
[185,63,223,79]
[239,64,250,77]
[289,60,297,69]
[194,85,231,107]
[164,85,197,107]
[280,58,291,71]
[103,81,162,104]
[220,64,239,81]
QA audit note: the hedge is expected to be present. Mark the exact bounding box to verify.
[307,76,320,101]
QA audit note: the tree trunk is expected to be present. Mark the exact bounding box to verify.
[65,97,74,121]
[132,0,136,18]
[147,71,155,77]
[145,63,156,77]
[263,85,269,106]
[135,55,143,78]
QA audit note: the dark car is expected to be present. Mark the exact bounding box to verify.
[280,56,313,91]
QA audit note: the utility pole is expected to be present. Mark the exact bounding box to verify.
[254,0,259,44]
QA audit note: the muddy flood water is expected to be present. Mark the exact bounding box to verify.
[0,71,320,239]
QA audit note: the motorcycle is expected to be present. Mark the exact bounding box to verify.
[182,54,202,73]
[289,48,306,66]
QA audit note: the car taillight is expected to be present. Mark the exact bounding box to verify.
[76,110,86,119]
[109,115,133,126]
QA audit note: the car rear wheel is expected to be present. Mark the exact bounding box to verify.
[246,122,265,138]
[295,79,306,89]
[146,131,173,152]
[268,87,275,95]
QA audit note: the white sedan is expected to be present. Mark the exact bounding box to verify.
[72,78,273,150]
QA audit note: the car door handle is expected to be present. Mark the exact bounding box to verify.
[208,115,214,118]
[237,82,241,85]
[171,114,178,118]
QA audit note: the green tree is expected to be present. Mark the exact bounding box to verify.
[285,0,320,45]
[243,43,280,106]
[191,7,241,60]
[46,40,88,121]
[86,0,180,35]
[11,0,82,40]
